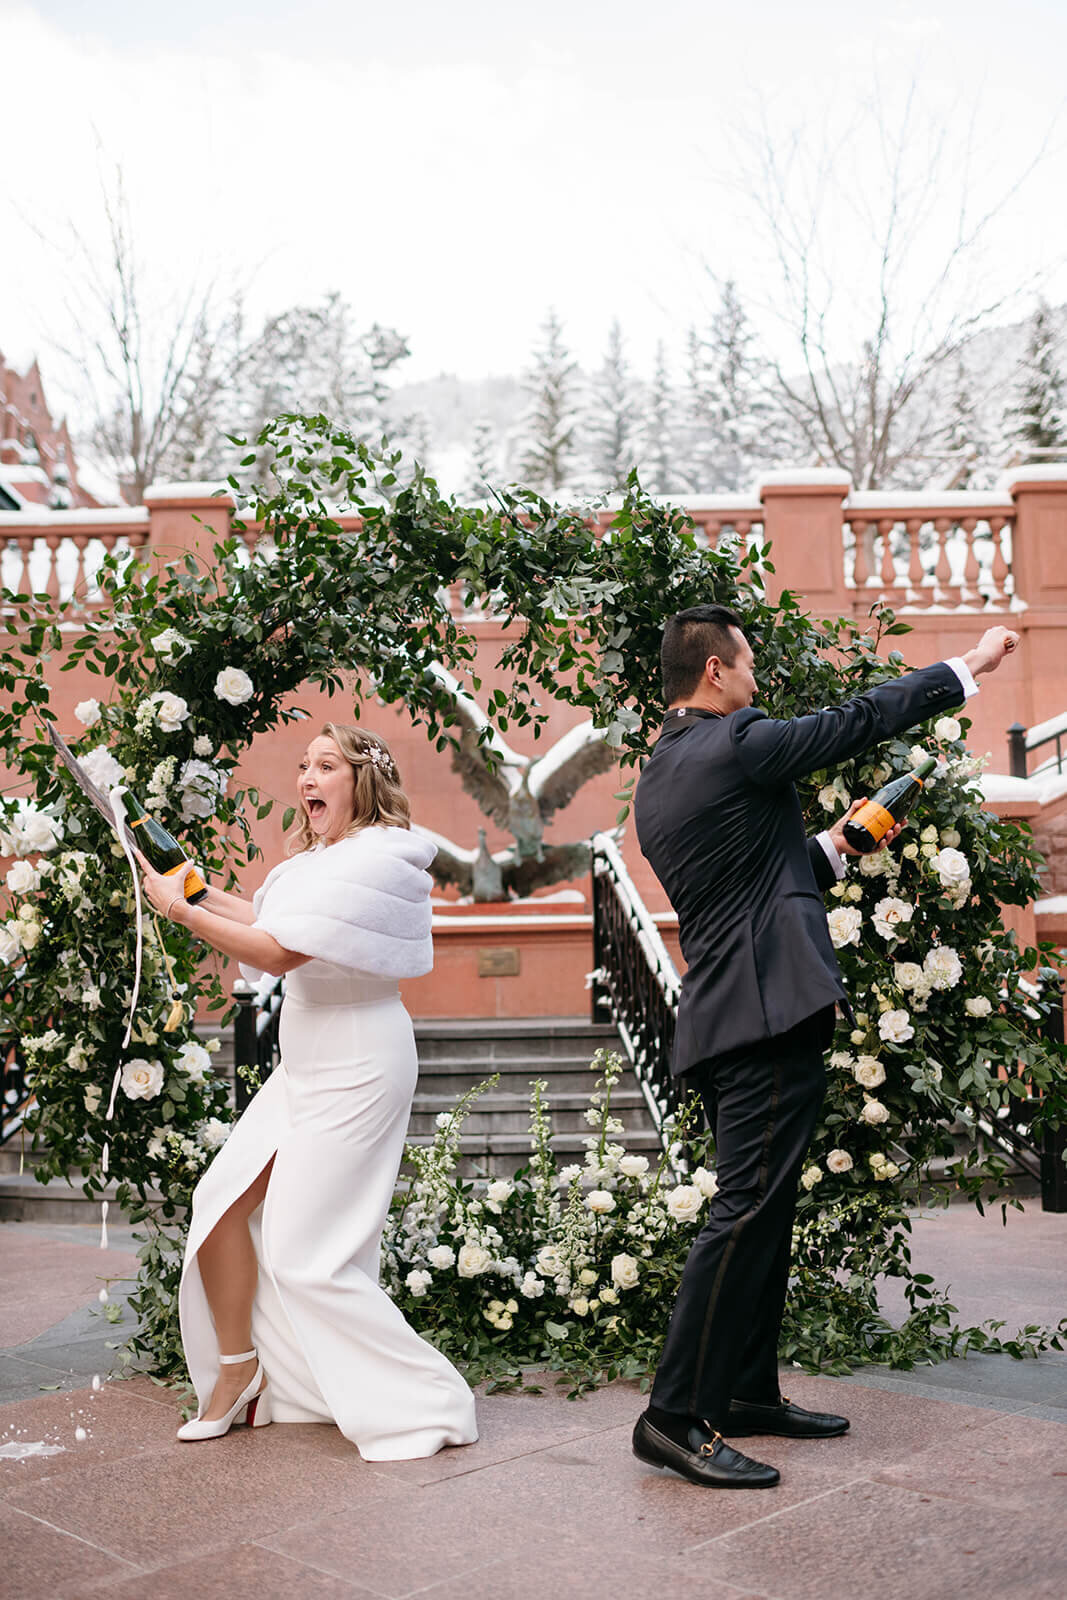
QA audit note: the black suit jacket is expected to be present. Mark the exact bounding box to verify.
[633,662,965,1075]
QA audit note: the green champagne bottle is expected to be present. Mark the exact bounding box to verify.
[842,756,937,853]
[122,791,208,904]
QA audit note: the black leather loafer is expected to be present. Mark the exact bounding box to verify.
[632,1414,780,1488]
[726,1396,850,1439]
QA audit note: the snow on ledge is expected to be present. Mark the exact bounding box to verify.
[980,770,1067,806]
[143,481,234,503]
[847,489,1013,512]
[756,468,852,491]
[997,464,1067,490]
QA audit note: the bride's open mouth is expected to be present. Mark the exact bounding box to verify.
[305,797,327,822]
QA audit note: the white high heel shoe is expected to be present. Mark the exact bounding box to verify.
[176,1349,272,1441]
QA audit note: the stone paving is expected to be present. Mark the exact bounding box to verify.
[1,1207,1064,1600]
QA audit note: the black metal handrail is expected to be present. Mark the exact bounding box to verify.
[1007,716,1067,778]
[590,831,683,1140]
[974,978,1067,1212]
[1,981,32,1146]
[232,975,284,1112]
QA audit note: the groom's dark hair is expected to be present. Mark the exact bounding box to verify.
[661,604,745,704]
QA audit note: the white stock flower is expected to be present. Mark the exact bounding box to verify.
[79,747,126,794]
[934,716,962,743]
[175,1041,212,1082]
[585,1189,616,1214]
[879,1009,914,1044]
[611,1253,640,1290]
[692,1166,720,1199]
[74,699,101,728]
[965,996,993,1018]
[666,1184,704,1224]
[427,1245,456,1269]
[177,759,226,822]
[405,1269,432,1296]
[456,1242,493,1278]
[151,628,190,663]
[557,1164,582,1187]
[6,860,40,895]
[827,906,863,949]
[872,896,914,940]
[894,961,923,990]
[520,1271,545,1299]
[924,946,963,990]
[197,1117,230,1151]
[619,1154,649,1179]
[853,1056,887,1089]
[800,1165,823,1190]
[860,1097,891,1126]
[826,1149,854,1174]
[214,666,255,706]
[931,847,970,889]
[120,1057,165,1101]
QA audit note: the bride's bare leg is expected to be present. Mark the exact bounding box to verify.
[195,1157,274,1420]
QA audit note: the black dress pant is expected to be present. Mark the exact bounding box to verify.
[650,1006,834,1425]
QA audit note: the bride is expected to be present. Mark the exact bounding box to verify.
[136,722,478,1461]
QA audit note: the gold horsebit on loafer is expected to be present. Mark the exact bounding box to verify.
[698,1427,724,1456]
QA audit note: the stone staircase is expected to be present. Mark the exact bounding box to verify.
[0,1017,663,1217]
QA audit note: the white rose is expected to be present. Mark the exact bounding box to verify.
[826,1149,854,1174]
[120,1057,164,1100]
[486,1179,514,1207]
[83,1084,103,1113]
[902,841,919,860]
[11,805,61,854]
[932,847,970,888]
[800,1165,823,1190]
[872,896,914,940]
[940,828,961,849]
[456,1242,493,1278]
[599,1286,619,1305]
[578,1268,598,1287]
[924,946,963,991]
[175,1041,212,1082]
[151,628,190,663]
[666,1184,704,1224]
[197,1117,230,1151]
[152,692,190,733]
[611,1252,640,1291]
[853,1056,887,1088]
[536,1245,564,1277]
[6,860,40,895]
[858,851,888,877]
[894,961,923,990]
[571,1296,590,1317]
[827,906,863,949]
[0,923,24,964]
[405,1269,432,1297]
[692,1166,720,1199]
[920,824,939,844]
[879,1009,914,1044]
[214,666,255,706]
[829,1050,854,1071]
[585,1189,616,1215]
[74,699,101,728]
[860,1097,891,1125]
[520,1272,545,1299]
[846,883,863,903]
[427,1245,456,1269]
[911,747,929,768]
[19,918,41,951]
[619,1154,649,1178]
[934,716,962,743]
[177,759,226,822]
[193,734,214,758]
[79,747,126,794]
[965,996,993,1018]
[818,785,838,811]
[81,984,102,1010]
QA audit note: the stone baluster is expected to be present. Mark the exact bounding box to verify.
[960,517,980,599]
[989,516,1010,605]
[932,518,953,596]
[878,518,896,589]
[905,518,924,598]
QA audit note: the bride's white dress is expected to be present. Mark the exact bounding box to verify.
[179,828,478,1461]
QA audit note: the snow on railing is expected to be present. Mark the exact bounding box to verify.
[843,490,1015,613]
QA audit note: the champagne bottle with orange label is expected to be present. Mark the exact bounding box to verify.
[842,756,937,853]
[123,791,208,904]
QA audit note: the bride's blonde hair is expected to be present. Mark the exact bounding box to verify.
[288,723,411,855]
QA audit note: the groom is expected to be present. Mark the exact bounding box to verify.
[631,605,1018,1488]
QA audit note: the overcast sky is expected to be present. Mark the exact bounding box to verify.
[3,0,1066,414]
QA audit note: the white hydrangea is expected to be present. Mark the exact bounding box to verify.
[826,1149,854,1174]
[934,716,962,743]
[192,734,214,758]
[965,996,993,1017]
[197,1118,230,1151]
[177,759,227,822]
[557,1164,583,1187]
[79,746,126,794]
[74,699,101,728]
[827,906,863,948]
[405,1269,432,1296]
[923,946,963,990]
[872,896,914,940]
[878,1009,914,1044]
[829,1049,855,1071]
[427,1245,456,1270]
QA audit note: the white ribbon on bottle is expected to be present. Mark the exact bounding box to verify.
[96,786,144,1250]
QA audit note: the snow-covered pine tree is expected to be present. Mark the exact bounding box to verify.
[679,325,719,494]
[639,341,680,495]
[1010,300,1067,460]
[583,319,642,492]
[518,309,583,493]
[941,357,989,488]
[464,417,497,500]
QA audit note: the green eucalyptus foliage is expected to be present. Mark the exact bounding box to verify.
[1,412,1064,1386]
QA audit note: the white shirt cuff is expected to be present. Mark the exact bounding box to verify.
[944,657,979,699]
[815,830,847,881]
